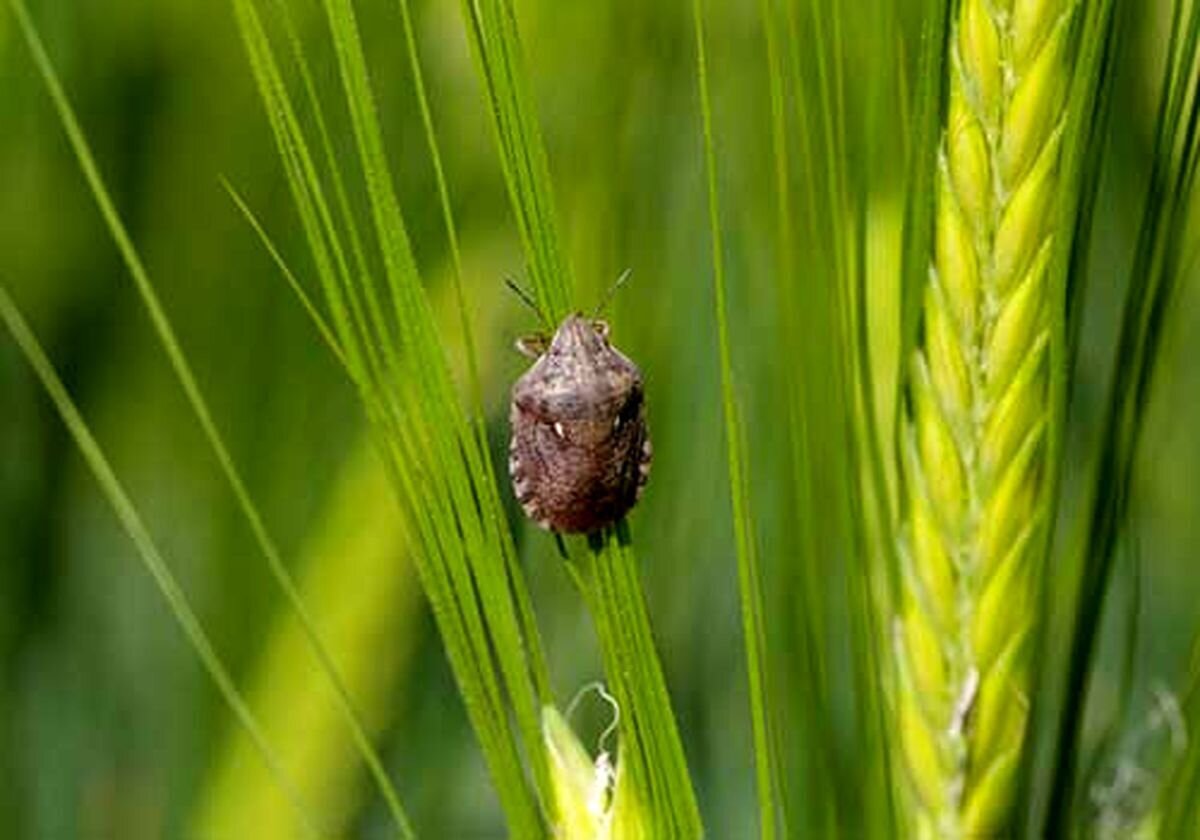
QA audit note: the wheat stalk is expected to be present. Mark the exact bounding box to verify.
[896,0,1076,835]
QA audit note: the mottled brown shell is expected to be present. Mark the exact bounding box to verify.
[509,315,651,533]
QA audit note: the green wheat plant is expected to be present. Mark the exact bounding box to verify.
[235,0,701,833]
[191,436,421,838]
[455,0,702,834]
[693,0,781,835]
[893,0,1079,833]
[0,284,325,835]
[1048,1,1200,833]
[229,0,559,833]
[5,0,417,835]
[889,0,1200,836]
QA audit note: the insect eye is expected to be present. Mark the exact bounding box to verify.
[516,334,550,359]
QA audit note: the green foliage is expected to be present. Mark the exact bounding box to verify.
[694,0,782,835]
[5,0,412,833]
[1048,0,1200,832]
[230,0,555,833]
[455,0,572,320]
[750,0,902,834]
[191,438,420,837]
[0,284,321,837]
[458,0,702,834]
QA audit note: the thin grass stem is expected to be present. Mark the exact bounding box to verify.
[7,2,415,832]
[692,0,781,836]
[0,283,321,839]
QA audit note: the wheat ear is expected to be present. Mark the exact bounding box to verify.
[896,0,1076,835]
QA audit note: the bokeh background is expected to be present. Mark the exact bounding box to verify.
[1,0,1197,837]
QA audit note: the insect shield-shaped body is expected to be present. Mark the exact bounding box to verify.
[509,315,651,533]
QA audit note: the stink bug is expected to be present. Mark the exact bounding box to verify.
[508,277,650,534]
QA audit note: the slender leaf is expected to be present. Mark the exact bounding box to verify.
[455,0,571,319]
[230,0,557,832]
[0,284,320,838]
[1046,0,1200,830]
[6,1,414,834]
[693,0,782,836]
[456,0,702,832]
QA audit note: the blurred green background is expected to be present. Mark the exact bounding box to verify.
[1,0,1197,837]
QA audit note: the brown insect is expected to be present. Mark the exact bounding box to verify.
[508,299,651,534]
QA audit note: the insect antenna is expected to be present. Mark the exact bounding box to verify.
[592,268,633,319]
[505,274,550,328]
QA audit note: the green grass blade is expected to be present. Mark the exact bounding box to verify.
[456,0,572,318]
[390,7,535,665]
[1046,0,1200,831]
[760,2,840,830]
[1020,0,1121,832]
[259,0,385,389]
[222,179,348,370]
[574,527,703,837]
[393,0,482,416]
[231,0,558,832]
[771,1,904,833]
[231,0,379,394]
[191,438,421,838]
[314,0,551,822]
[455,1,702,833]
[6,1,414,833]
[693,0,781,835]
[0,284,320,839]
[387,10,538,676]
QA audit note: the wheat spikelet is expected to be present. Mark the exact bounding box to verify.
[896,0,1075,835]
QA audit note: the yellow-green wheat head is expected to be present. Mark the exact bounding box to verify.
[895,0,1076,835]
